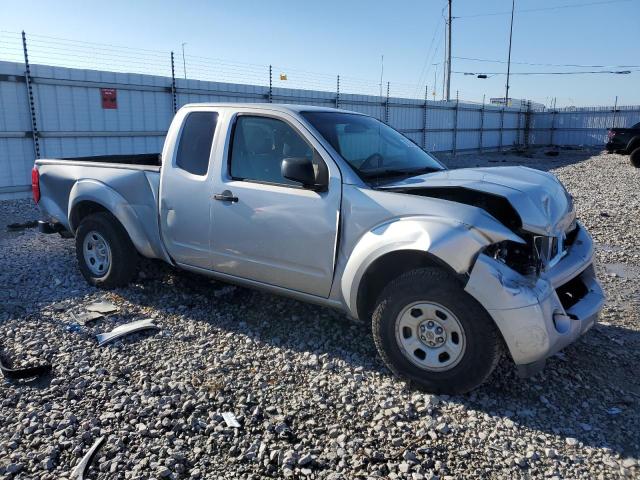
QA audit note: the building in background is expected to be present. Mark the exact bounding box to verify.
[490,97,545,110]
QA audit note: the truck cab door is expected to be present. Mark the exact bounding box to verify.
[210,112,341,298]
[159,109,219,268]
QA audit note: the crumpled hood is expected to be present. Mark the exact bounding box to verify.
[379,166,575,235]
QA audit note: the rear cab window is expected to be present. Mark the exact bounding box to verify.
[175,111,218,176]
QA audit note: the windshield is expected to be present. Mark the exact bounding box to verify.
[301,111,444,183]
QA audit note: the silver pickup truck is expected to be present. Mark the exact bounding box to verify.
[33,103,604,393]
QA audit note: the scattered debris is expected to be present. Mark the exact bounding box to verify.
[70,311,104,325]
[96,319,160,346]
[65,323,83,333]
[86,300,119,314]
[0,350,52,380]
[70,436,105,480]
[51,302,67,312]
[6,220,38,232]
[222,412,241,428]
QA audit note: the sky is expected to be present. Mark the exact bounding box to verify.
[2,0,639,107]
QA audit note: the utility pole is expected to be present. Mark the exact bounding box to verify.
[504,0,515,106]
[181,42,187,80]
[445,0,452,101]
[379,55,384,98]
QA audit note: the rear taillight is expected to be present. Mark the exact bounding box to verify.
[607,130,616,139]
[31,166,40,204]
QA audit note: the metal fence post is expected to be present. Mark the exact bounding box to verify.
[524,100,532,148]
[550,108,557,147]
[479,94,485,153]
[516,105,522,147]
[612,95,618,129]
[452,91,459,156]
[268,65,273,103]
[385,81,390,123]
[335,75,340,109]
[422,85,428,149]
[499,107,505,152]
[22,31,40,160]
[170,51,177,114]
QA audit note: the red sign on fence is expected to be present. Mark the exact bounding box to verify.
[100,88,117,109]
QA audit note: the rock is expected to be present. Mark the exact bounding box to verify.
[157,467,172,477]
[6,463,23,474]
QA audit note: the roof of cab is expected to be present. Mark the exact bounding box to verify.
[180,103,361,115]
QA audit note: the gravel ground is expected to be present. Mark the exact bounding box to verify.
[0,148,639,479]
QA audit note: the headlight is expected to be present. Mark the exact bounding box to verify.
[485,240,541,276]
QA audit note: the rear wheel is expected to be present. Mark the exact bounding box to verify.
[630,147,640,168]
[75,212,138,288]
[371,267,502,394]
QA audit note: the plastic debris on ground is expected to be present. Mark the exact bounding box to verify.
[0,350,52,380]
[86,301,118,314]
[96,319,160,346]
[222,412,241,428]
[70,311,104,325]
[70,436,105,480]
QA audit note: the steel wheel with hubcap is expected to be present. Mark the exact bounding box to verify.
[82,230,112,277]
[372,267,502,394]
[75,211,138,288]
[395,301,466,371]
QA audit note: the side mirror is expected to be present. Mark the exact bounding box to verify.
[281,157,327,191]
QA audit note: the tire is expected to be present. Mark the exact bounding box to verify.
[372,267,502,394]
[75,212,138,288]
[630,147,640,168]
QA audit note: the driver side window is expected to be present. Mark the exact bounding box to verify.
[230,116,313,186]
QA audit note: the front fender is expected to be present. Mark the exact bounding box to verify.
[68,179,167,261]
[340,215,523,318]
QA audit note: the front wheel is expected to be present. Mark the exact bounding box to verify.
[75,212,138,288]
[372,267,502,394]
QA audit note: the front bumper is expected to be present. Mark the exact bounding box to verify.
[465,223,604,367]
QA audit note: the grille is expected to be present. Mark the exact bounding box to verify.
[534,233,566,268]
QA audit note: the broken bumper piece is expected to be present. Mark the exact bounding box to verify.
[96,319,159,346]
[71,436,105,480]
[465,224,604,369]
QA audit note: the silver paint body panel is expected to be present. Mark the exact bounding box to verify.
[35,103,603,367]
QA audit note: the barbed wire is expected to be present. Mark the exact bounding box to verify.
[0,31,434,100]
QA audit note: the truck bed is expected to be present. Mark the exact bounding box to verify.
[35,156,167,261]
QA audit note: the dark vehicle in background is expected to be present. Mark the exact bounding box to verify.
[606,121,640,167]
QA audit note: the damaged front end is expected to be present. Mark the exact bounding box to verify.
[382,171,604,374]
[465,221,604,375]
[376,167,604,373]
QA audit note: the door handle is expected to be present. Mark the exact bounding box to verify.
[213,190,238,203]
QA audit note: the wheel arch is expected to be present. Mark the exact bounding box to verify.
[68,180,160,260]
[356,249,461,322]
[341,216,523,321]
